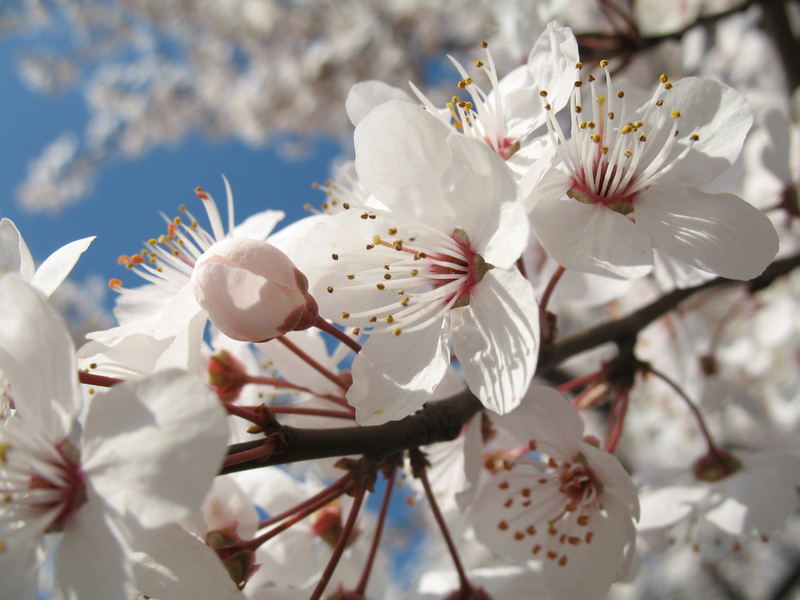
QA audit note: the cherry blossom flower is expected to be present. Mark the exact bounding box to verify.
[307,100,538,424]
[95,178,284,343]
[472,385,639,599]
[0,274,229,599]
[0,217,94,296]
[529,63,779,280]
[638,449,800,554]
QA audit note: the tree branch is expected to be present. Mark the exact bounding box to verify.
[222,252,800,472]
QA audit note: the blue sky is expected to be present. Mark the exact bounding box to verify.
[0,33,343,303]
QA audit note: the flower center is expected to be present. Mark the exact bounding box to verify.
[492,445,603,567]
[0,437,87,550]
[543,61,700,217]
[328,209,492,337]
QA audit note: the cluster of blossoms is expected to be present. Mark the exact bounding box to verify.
[4,2,800,599]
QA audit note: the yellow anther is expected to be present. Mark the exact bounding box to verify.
[393,327,402,336]
[601,146,609,154]
[173,216,182,224]
[575,105,582,113]
[0,442,10,464]
[579,122,588,129]
[608,111,615,120]
[617,90,624,98]
[690,133,700,141]
[624,149,633,157]
[388,227,398,235]
[539,90,548,97]
[591,134,601,143]
[587,121,596,129]
[656,99,664,106]
[400,297,410,306]
[474,60,484,67]
[599,59,609,67]
[664,82,673,90]
[376,283,385,291]
[386,315,394,324]
[481,40,488,48]
[342,202,350,209]
[178,204,186,211]
[410,269,419,276]
[352,328,360,335]
[659,74,669,83]
[384,273,392,280]
[347,274,355,280]
[671,110,681,118]
[575,61,583,69]
[341,312,350,319]
[620,124,633,134]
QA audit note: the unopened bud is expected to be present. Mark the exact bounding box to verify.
[205,523,260,588]
[191,238,318,342]
[311,502,360,549]
[207,350,248,402]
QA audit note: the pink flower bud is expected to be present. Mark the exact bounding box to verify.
[191,238,318,342]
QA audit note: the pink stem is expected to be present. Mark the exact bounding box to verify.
[557,368,607,393]
[222,440,276,469]
[355,468,396,595]
[314,315,362,354]
[268,405,355,420]
[276,336,347,392]
[258,474,352,529]
[418,461,472,594]
[309,487,366,600]
[604,388,630,453]
[245,375,351,409]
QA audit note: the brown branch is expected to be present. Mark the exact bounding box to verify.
[576,0,759,61]
[221,252,800,473]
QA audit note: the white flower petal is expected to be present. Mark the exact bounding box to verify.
[55,495,135,600]
[348,319,449,425]
[30,235,95,297]
[452,269,538,415]
[232,209,285,241]
[637,485,708,530]
[525,22,579,123]
[0,539,41,599]
[494,384,584,453]
[346,80,411,126]
[82,370,228,528]
[129,522,242,600]
[0,219,34,281]
[0,275,80,437]
[635,187,778,280]
[656,77,753,187]
[443,135,529,268]
[531,185,653,279]
[354,100,452,222]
